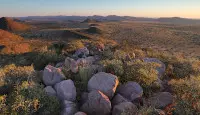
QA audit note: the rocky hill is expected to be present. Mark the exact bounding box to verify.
[0,17,30,31]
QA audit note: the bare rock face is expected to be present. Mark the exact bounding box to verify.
[55,80,76,101]
[112,102,138,115]
[117,81,143,102]
[88,72,119,99]
[150,92,173,109]
[80,90,111,115]
[61,100,77,115]
[143,58,166,78]
[112,94,128,107]
[42,65,65,86]
[44,86,56,96]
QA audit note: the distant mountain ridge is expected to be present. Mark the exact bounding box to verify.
[12,15,200,25]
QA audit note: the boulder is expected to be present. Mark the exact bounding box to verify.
[117,81,143,102]
[61,100,77,115]
[81,90,111,115]
[74,47,89,58]
[112,94,128,106]
[70,59,78,73]
[75,112,87,115]
[42,65,65,86]
[88,72,119,99]
[150,92,173,109]
[55,80,76,101]
[112,102,138,115]
[44,86,56,96]
[143,58,166,78]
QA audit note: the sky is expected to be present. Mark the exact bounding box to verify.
[0,0,200,19]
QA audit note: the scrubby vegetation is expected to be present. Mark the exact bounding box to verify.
[1,19,200,114]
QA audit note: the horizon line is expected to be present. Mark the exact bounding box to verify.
[4,15,200,20]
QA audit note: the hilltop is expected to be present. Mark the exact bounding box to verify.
[0,17,30,31]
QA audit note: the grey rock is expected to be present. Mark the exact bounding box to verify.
[61,100,77,115]
[112,94,128,106]
[81,90,111,115]
[117,81,143,102]
[150,92,173,109]
[42,65,65,86]
[112,102,138,115]
[88,72,119,99]
[74,112,87,115]
[55,80,76,101]
[74,47,89,58]
[44,86,56,96]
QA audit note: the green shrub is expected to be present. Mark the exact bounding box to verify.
[78,66,95,88]
[100,59,124,77]
[0,64,34,85]
[7,81,61,115]
[169,77,200,114]
[123,59,159,85]
[171,59,200,78]
[0,95,8,114]
[122,59,160,95]
[33,51,65,70]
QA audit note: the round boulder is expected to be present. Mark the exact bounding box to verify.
[112,102,138,115]
[150,92,173,109]
[42,65,65,86]
[81,90,111,115]
[44,86,56,96]
[117,81,143,102]
[55,80,76,101]
[112,94,128,106]
[88,72,119,99]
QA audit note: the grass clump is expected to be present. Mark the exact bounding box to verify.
[169,77,200,114]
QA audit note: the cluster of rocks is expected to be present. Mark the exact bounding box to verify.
[41,47,173,115]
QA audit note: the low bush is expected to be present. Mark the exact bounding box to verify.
[100,59,124,77]
[7,81,61,115]
[33,51,65,70]
[169,77,200,114]
[122,59,160,95]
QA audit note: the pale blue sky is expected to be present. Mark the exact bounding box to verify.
[0,0,199,18]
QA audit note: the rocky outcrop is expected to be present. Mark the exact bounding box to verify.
[88,72,119,99]
[42,65,65,86]
[81,90,111,115]
[55,80,76,101]
[117,81,143,102]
